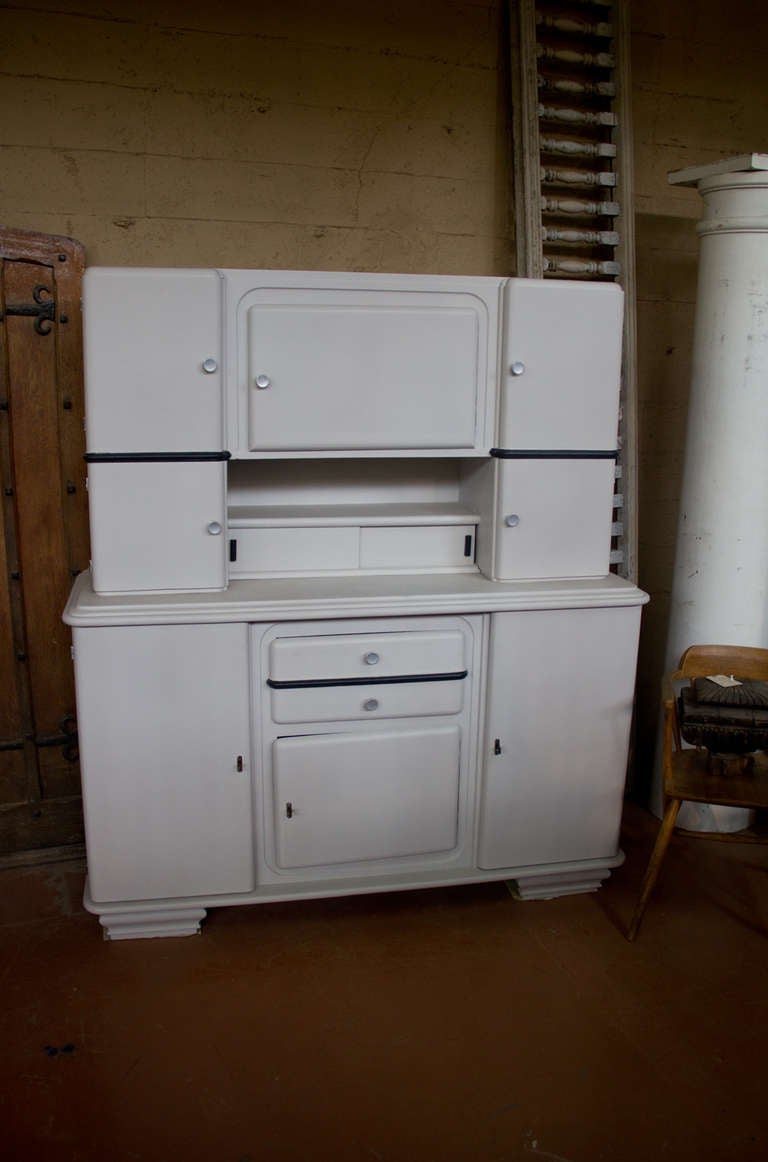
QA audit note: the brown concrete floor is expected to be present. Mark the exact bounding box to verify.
[1,803,767,1162]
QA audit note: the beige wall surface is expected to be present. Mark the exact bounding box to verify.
[3,0,768,796]
[0,0,511,274]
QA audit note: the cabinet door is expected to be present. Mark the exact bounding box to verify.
[478,607,640,869]
[499,279,623,451]
[83,268,223,453]
[244,289,485,451]
[492,458,615,579]
[88,461,227,593]
[74,623,253,902]
[272,725,461,868]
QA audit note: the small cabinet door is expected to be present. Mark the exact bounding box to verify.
[478,606,641,870]
[88,461,227,593]
[74,623,253,903]
[272,725,461,869]
[499,279,623,451]
[492,458,615,580]
[83,268,224,453]
[243,288,487,452]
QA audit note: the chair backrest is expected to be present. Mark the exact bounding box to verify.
[676,644,768,682]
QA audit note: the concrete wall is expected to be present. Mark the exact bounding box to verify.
[3,0,768,791]
[0,0,511,274]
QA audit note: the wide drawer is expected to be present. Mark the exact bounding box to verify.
[268,629,466,682]
[269,675,466,723]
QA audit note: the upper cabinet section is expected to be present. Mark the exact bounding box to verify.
[498,279,623,452]
[83,268,224,454]
[224,271,504,457]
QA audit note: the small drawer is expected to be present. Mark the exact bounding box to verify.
[359,524,476,571]
[269,629,466,683]
[270,676,466,723]
[229,526,358,576]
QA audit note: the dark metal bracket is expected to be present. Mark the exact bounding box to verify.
[1,284,56,335]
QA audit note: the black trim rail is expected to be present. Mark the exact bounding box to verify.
[84,451,232,463]
[267,670,468,691]
[490,448,618,460]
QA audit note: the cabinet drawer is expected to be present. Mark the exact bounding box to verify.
[270,675,466,723]
[268,629,466,682]
[272,726,461,868]
[359,524,475,570]
[229,526,358,576]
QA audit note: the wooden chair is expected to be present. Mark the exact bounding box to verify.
[627,644,768,941]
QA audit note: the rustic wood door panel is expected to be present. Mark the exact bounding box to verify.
[0,227,88,855]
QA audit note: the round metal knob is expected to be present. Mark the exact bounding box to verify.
[254,373,271,389]
[364,652,380,665]
[510,361,526,377]
[363,698,380,712]
[202,357,218,374]
[207,521,223,535]
[504,514,520,527]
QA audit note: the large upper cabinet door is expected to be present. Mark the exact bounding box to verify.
[238,283,497,453]
[83,268,224,453]
[478,606,641,871]
[74,623,253,903]
[499,279,623,451]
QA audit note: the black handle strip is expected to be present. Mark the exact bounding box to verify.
[84,451,231,463]
[267,670,468,691]
[490,448,618,460]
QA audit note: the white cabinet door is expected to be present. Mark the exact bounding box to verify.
[243,288,486,452]
[74,623,253,902]
[492,458,615,579]
[478,607,640,869]
[499,279,623,451]
[83,268,224,453]
[88,461,227,593]
[272,725,461,868]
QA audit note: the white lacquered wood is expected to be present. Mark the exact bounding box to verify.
[272,726,461,869]
[83,268,224,453]
[478,605,640,869]
[359,524,476,571]
[269,628,466,682]
[492,458,615,579]
[270,677,466,724]
[230,525,359,577]
[88,462,227,593]
[74,623,253,903]
[499,278,623,450]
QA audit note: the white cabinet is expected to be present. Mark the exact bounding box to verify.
[499,279,623,451]
[478,606,641,870]
[87,460,227,593]
[74,623,253,903]
[66,266,646,939]
[272,726,461,868]
[83,268,224,453]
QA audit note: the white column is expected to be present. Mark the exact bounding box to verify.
[663,155,768,830]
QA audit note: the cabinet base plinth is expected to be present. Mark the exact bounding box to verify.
[95,905,208,941]
[507,865,615,900]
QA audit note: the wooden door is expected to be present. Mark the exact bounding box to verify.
[0,227,88,855]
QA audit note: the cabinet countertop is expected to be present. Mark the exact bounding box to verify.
[64,570,648,627]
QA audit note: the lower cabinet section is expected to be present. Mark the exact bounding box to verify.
[272,726,461,868]
[69,598,645,939]
[477,605,642,868]
[74,622,253,902]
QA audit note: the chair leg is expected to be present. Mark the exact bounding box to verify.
[626,797,682,941]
